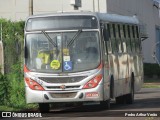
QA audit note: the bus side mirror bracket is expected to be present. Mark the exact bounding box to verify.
[141,36,148,41]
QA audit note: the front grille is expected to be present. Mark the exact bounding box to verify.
[46,85,80,89]
[38,76,86,83]
[50,92,77,98]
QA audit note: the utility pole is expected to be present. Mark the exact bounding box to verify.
[29,0,33,15]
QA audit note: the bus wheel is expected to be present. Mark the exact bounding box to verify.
[116,95,125,104]
[39,103,50,112]
[125,80,134,104]
[100,99,110,109]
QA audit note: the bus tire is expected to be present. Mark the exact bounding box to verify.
[125,76,134,104]
[39,103,50,113]
[110,76,114,98]
[100,99,110,109]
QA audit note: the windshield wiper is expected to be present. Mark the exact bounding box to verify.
[67,29,82,47]
[42,31,57,47]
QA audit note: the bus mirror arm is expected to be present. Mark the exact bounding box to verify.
[141,36,148,41]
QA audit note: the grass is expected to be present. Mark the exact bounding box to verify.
[143,84,160,88]
[144,79,160,83]
[0,106,21,111]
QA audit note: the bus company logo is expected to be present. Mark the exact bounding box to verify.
[60,85,66,90]
[2,112,11,117]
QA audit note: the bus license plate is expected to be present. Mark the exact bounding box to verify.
[85,92,99,98]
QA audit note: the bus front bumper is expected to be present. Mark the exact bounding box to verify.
[25,85,104,103]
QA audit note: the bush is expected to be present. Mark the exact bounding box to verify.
[0,19,24,74]
[0,19,30,109]
[7,62,26,108]
[0,73,9,106]
[144,63,160,78]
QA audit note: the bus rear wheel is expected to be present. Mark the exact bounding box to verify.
[39,103,50,112]
[125,81,134,104]
[123,75,135,104]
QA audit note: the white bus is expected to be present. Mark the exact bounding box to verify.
[24,12,143,112]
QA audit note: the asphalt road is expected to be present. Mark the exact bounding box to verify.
[5,88,160,120]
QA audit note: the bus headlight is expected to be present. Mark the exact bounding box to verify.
[25,78,44,91]
[83,74,102,89]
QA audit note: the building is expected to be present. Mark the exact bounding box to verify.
[0,0,160,63]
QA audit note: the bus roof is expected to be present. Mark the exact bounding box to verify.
[26,12,139,25]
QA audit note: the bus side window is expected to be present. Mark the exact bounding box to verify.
[106,24,112,54]
[133,25,137,53]
[126,25,131,52]
[130,25,135,53]
[109,24,115,53]
[116,24,123,53]
[135,26,140,53]
[121,24,127,53]
[137,26,142,51]
[119,24,124,53]
[112,24,118,53]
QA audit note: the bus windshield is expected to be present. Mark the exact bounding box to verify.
[25,31,100,73]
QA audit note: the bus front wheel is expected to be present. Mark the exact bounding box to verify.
[39,103,50,112]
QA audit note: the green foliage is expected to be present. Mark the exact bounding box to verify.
[0,73,9,105]
[0,19,36,110]
[144,63,160,78]
[7,62,26,108]
[0,19,24,73]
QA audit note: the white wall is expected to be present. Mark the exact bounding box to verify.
[0,0,29,21]
[33,0,107,14]
[0,0,107,20]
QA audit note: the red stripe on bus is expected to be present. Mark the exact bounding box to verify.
[97,63,103,69]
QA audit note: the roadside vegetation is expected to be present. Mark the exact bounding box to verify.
[0,19,38,111]
[143,63,160,88]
